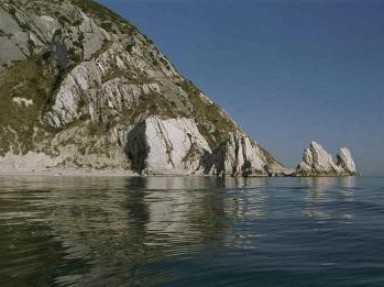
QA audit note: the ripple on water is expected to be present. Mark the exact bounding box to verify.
[1,176,384,286]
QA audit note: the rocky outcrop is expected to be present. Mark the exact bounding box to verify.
[337,147,357,175]
[0,5,29,68]
[124,117,289,176]
[125,117,211,175]
[296,141,357,176]
[203,132,289,177]
[43,42,182,129]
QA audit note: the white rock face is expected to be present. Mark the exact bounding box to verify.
[296,141,357,176]
[0,122,130,173]
[12,97,33,107]
[337,147,357,175]
[31,15,59,41]
[203,132,288,176]
[0,5,60,69]
[126,116,211,175]
[78,11,108,60]
[43,42,181,128]
[0,6,27,67]
[124,118,291,176]
[0,151,61,172]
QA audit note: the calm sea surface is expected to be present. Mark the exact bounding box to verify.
[0,176,383,287]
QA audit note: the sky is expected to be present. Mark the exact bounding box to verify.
[97,0,384,175]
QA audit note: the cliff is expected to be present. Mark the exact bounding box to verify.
[0,0,292,176]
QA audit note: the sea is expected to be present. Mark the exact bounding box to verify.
[0,176,383,287]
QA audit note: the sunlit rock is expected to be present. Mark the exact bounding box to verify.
[296,141,357,176]
[126,116,211,175]
[337,147,358,175]
[203,132,289,177]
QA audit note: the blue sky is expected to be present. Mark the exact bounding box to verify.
[97,0,384,175]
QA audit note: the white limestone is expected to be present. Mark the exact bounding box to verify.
[0,151,61,172]
[79,11,108,60]
[337,147,357,175]
[44,42,162,127]
[34,15,58,40]
[0,6,27,67]
[12,97,33,107]
[205,132,287,177]
[296,141,357,176]
[126,117,211,175]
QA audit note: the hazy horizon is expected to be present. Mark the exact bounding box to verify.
[97,0,384,176]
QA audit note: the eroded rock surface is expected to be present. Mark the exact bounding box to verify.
[125,117,211,175]
[203,132,289,177]
[296,141,357,176]
[122,117,290,176]
[337,147,357,175]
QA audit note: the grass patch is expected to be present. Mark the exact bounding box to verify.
[70,0,137,36]
[178,80,237,149]
[0,56,56,155]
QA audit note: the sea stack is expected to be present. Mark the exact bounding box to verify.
[337,147,358,175]
[296,141,358,176]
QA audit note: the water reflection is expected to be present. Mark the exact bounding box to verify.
[301,177,356,220]
[338,177,356,198]
[339,176,355,189]
[0,176,363,286]
[0,177,244,286]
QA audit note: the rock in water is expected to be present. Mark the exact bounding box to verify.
[337,147,358,175]
[296,141,357,176]
[0,0,289,176]
[203,132,288,177]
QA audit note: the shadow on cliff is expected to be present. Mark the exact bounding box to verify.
[124,122,149,175]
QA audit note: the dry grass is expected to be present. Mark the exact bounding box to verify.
[0,57,55,155]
